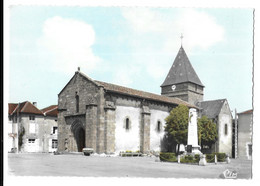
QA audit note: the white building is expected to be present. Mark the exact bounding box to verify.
[8,101,58,153]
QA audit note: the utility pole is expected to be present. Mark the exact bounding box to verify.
[17,103,20,153]
[235,109,238,159]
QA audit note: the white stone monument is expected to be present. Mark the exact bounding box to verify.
[187,108,201,154]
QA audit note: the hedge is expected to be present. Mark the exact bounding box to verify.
[159,152,177,162]
[180,155,200,163]
[206,153,226,162]
[214,153,226,162]
[206,154,215,163]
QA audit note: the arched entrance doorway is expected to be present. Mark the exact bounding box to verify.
[71,120,86,152]
[77,128,85,152]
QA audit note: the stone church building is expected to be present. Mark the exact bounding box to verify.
[57,46,232,155]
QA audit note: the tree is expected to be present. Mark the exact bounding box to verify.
[164,105,189,154]
[198,116,218,151]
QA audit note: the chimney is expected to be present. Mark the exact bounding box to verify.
[32,102,37,107]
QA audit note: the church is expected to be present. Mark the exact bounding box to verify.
[57,45,232,156]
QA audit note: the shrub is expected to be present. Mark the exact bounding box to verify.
[206,154,215,163]
[185,155,193,161]
[214,153,226,162]
[159,152,177,162]
[180,155,198,163]
[194,154,200,162]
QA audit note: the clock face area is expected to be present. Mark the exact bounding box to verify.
[171,85,176,91]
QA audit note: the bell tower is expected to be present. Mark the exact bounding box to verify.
[161,45,204,105]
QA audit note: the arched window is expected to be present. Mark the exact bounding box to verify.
[125,118,130,130]
[224,124,228,135]
[76,94,79,113]
[157,121,161,132]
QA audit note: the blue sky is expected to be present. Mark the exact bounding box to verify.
[8,6,253,113]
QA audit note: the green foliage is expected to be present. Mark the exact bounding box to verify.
[206,154,215,163]
[194,154,200,162]
[165,105,189,147]
[159,152,177,162]
[205,153,226,162]
[214,153,226,162]
[198,116,218,147]
[18,126,25,150]
[180,155,199,163]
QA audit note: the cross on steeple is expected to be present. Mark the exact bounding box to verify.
[180,33,184,46]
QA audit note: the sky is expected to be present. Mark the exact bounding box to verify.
[8,6,253,113]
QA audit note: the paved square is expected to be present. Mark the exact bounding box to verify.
[8,153,252,179]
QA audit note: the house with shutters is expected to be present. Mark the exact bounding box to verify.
[8,101,58,153]
[237,109,253,159]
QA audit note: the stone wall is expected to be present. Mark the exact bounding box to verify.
[58,72,102,153]
[161,82,203,105]
[57,71,182,154]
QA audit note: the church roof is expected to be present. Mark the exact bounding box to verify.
[95,80,195,108]
[161,46,204,87]
[197,99,226,119]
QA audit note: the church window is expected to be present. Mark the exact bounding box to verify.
[224,124,228,135]
[76,94,79,113]
[125,117,131,131]
[157,121,161,132]
[126,118,129,130]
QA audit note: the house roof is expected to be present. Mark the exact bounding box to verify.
[94,80,195,108]
[10,101,43,115]
[161,46,204,87]
[41,105,58,117]
[8,103,18,115]
[238,109,253,115]
[197,99,227,119]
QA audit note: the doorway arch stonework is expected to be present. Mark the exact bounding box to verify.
[64,115,86,152]
[71,120,85,152]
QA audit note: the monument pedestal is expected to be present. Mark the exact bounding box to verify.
[186,108,201,155]
[190,145,202,154]
[185,145,202,154]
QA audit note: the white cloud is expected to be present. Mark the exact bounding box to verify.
[122,8,167,34]
[119,8,225,83]
[175,9,225,50]
[111,65,141,86]
[38,16,101,74]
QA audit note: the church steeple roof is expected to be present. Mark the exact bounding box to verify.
[161,46,204,87]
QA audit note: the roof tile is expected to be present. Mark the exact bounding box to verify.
[198,99,226,119]
[94,80,195,108]
[161,46,204,87]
